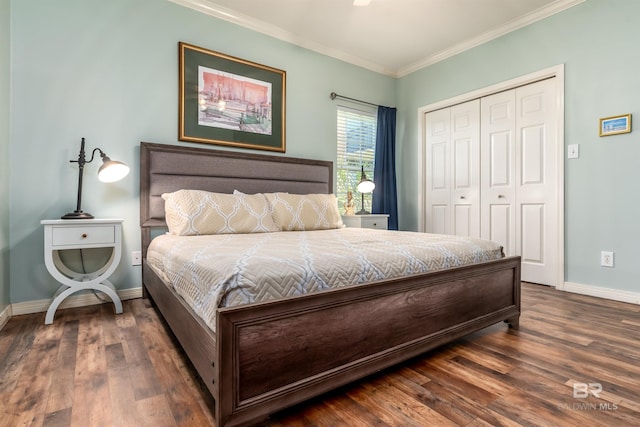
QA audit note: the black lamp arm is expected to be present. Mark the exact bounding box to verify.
[69,140,104,168]
[63,138,105,219]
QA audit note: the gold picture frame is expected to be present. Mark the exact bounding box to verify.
[179,42,286,152]
[599,114,631,137]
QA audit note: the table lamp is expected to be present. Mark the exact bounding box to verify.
[356,165,375,215]
[62,137,129,219]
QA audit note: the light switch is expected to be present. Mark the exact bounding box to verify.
[567,144,579,159]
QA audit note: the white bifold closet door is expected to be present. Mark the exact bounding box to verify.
[424,99,480,237]
[480,78,558,286]
[425,78,558,286]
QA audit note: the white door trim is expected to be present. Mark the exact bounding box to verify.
[418,64,565,287]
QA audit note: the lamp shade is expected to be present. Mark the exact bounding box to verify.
[357,178,375,193]
[356,165,375,193]
[98,156,129,183]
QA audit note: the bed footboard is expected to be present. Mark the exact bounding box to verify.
[216,256,521,426]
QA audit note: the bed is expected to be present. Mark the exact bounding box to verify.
[139,141,521,427]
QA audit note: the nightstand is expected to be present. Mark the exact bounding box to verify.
[41,218,124,324]
[341,214,389,230]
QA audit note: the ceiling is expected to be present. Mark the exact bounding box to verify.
[170,0,584,77]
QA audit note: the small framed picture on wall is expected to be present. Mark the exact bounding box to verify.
[599,114,631,136]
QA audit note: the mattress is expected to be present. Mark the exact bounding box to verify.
[146,228,504,332]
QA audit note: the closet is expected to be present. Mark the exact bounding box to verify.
[424,78,558,286]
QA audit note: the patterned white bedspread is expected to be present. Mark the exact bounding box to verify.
[146,228,503,332]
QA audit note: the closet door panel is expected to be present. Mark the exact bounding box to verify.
[516,79,558,286]
[521,125,544,185]
[521,203,544,264]
[454,138,471,188]
[453,204,472,237]
[425,109,451,234]
[488,131,512,187]
[488,204,512,255]
[431,205,448,235]
[481,91,516,255]
[450,100,480,237]
[431,142,448,190]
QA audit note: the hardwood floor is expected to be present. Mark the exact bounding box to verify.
[1,283,639,426]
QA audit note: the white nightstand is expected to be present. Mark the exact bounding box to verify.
[41,218,124,324]
[341,214,389,230]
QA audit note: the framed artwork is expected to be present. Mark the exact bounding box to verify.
[599,114,631,137]
[179,42,286,152]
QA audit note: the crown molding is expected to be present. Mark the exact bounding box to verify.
[168,0,393,76]
[169,0,585,78]
[397,0,586,77]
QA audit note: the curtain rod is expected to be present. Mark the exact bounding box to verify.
[330,92,379,108]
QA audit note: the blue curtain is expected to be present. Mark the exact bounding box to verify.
[372,106,398,230]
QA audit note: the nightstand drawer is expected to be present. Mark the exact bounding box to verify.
[342,214,389,230]
[360,217,387,230]
[51,225,116,247]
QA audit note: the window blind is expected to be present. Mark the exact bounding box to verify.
[336,105,377,213]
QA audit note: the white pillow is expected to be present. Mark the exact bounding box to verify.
[162,190,280,235]
[265,193,343,231]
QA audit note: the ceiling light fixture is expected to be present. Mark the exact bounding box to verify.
[353,0,371,6]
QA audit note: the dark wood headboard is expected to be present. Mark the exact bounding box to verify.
[139,142,333,253]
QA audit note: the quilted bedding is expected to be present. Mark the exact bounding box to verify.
[146,228,504,332]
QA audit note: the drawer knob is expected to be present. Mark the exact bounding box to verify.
[372,223,377,226]
[82,233,88,238]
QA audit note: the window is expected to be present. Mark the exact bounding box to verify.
[336,105,377,213]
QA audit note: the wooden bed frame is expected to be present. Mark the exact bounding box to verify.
[139,142,521,426]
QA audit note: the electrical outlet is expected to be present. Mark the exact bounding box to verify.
[132,250,142,266]
[600,251,614,267]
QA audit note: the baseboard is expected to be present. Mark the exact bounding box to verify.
[561,282,640,305]
[10,287,143,316]
[0,304,12,331]
[8,282,637,318]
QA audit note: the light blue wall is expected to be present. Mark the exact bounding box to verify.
[9,0,396,303]
[9,0,638,304]
[397,0,640,293]
[0,0,10,311]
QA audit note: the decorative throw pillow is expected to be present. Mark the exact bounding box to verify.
[162,190,280,235]
[265,193,343,231]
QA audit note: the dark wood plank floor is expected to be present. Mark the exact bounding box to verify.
[1,283,639,426]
